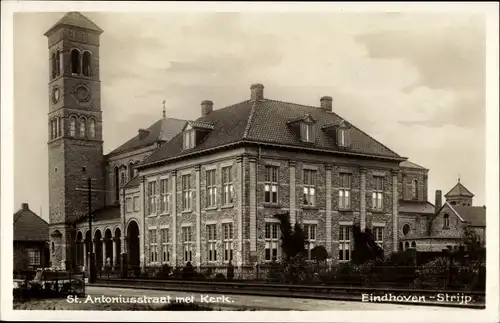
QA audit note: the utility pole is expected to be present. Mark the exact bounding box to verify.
[87,176,96,282]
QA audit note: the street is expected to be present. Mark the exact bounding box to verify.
[86,286,477,311]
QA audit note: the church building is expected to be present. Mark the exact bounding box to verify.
[46,12,441,272]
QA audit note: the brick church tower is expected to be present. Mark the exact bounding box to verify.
[45,12,105,269]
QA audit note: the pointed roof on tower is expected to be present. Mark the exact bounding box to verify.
[445,178,474,198]
[44,12,103,36]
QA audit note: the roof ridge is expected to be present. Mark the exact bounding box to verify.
[265,99,402,158]
[243,100,258,139]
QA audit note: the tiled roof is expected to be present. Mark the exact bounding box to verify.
[108,117,188,156]
[445,181,474,197]
[76,204,121,223]
[140,99,404,168]
[399,200,435,214]
[14,205,49,242]
[400,160,427,170]
[188,121,215,130]
[452,205,486,227]
[45,12,103,35]
[124,175,141,188]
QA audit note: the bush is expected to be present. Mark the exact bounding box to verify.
[215,273,225,281]
[154,264,172,279]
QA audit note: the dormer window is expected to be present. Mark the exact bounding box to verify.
[337,127,348,147]
[301,122,315,143]
[287,114,316,144]
[183,129,196,150]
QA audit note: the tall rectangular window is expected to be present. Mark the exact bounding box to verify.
[160,178,171,214]
[265,223,280,261]
[133,196,140,212]
[222,166,234,205]
[304,224,317,260]
[373,227,384,249]
[125,197,133,213]
[147,181,157,215]
[301,123,314,142]
[264,166,279,204]
[182,174,191,211]
[339,226,352,262]
[160,228,170,263]
[206,224,217,262]
[303,169,317,206]
[183,130,196,149]
[149,229,157,263]
[206,170,217,208]
[182,226,192,262]
[223,223,233,262]
[28,249,40,266]
[372,176,384,211]
[339,173,351,209]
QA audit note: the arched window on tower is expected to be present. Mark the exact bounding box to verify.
[82,51,91,76]
[56,50,61,76]
[71,49,80,75]
[51,53,57,79]
[114,166,120,202]
[79,117,86,137]
[89,118,96,138]
[55,117,59,138]
[412,179,418,199]
[59,117,64,136]
[50,119,55,139]
[69,116,77,137]
[128,163,135,180]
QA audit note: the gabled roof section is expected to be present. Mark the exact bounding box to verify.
[322,119,351,130]
[14,206,49,242]
[45,12,103,36]
[399,200,435,214]
[287,114,316,125]
[185,120,215,130]
[445,180,474,198]
[400,160,428,170]
[139,98,404,168]
[452,205,486,227]
[124,175,141,188]
[107,117,188,156]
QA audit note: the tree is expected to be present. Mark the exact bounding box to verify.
[351,224,384,265]
[461,227,485,261]
[311,245,328,263]
[274,212,306,261]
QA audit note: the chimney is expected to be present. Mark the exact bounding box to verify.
[21,203,29,210]
[138,129,149,140]
[320,96,333,111]
[201,100,213,116]
[435,190,442,214]
[250,83,264,101]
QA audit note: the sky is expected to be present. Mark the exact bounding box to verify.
[13,11,486,221]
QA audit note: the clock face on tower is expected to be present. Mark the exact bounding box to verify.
[51,86,61,104]
[73,84,92,103]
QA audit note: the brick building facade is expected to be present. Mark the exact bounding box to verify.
[46,12,440,271]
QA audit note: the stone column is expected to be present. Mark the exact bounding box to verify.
[360,168,367,231]
[102,238,107,269]
[236,156,243,267]
[392,170,399,252]
[249,156,257,260]
[289,160,296,227]
[195,165,201,266]
[82,240,87,270]
[325,164,333,255]
[113,238,118,269]
[171,170,177,266]
[139,176,146,269]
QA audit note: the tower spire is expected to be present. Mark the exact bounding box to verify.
[162,100,166,119]
[458,175,460,183]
